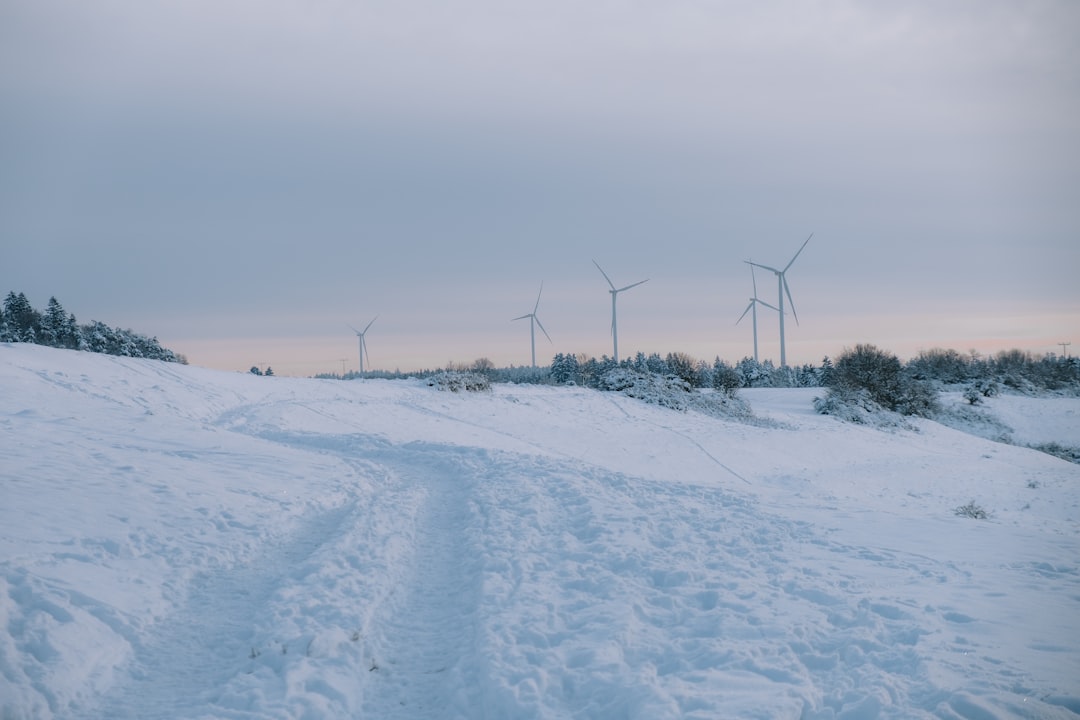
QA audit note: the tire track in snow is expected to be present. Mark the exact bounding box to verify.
[356,444,485,719]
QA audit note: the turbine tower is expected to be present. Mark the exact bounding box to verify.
[512,282,552,368]
[736,263,781,363]
[347,316,377,374]
[593,260,648,363]
[745,233,812,367]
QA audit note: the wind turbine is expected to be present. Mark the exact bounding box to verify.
[512,282,552,368]
[745,233,812,367]
[347,316,377,374]
[593,260,648,363]
[736,263,781,363]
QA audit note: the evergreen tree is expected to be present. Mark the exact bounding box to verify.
[819,356,834,386]
[551,353,582,385]
[645,352,669,375]
[83,320,114,354]
[41,297,68,348]
[3,292,39,342]
[581,356,601,388]
[736,357,765,387]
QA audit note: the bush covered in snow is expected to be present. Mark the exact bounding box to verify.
[598,367,752,419]
[954,501,992,520]
[812,387,914,429]
[1028,442,1080,464]
[426,371,491,393]
[932,402,1014,444]
[908,347,1079,395]
[816,344,939,422]
[598,368,693,410]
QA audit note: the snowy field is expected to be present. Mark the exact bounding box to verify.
[2,344,1079,720]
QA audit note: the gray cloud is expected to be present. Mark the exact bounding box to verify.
[2,0,1078,370]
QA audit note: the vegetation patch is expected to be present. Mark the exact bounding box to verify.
[426,371,491,393]
[1028,442,1080,465]
[596,367,753,419]
[954,501,992,520]
[2,291,185,363]
[814,344,938,426]
[932,402,1014,444]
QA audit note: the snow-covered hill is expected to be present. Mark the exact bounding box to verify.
[2,344,1078,719]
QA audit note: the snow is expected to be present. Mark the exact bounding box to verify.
[2,343,1079,719]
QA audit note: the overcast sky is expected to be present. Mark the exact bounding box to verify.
[3,0,1078,374]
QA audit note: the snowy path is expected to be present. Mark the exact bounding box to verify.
[354,446,484,717]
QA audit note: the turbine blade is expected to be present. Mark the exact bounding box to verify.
[346,323,360,334]
[745,260,781,274]
[783,276,799,325]
[363,315,378,333]
[511,314,531,322]
[361,336,370,366]
[783,232,813,272]
[757,298,781,312]
[616,279,648,292]
[534,315,552,343]
[533,281,544,314]
[750,263,758,297]
[736,302,753,325]
[592,260,616,290]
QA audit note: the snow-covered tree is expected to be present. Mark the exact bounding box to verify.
[550,353,580,385]
[3,292,39,342]
[41,297,71,348]
[819,356,834,386]
[666,352,698,387]
[712,357,740,396]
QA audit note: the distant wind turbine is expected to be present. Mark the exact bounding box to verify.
[593,260,648,363]
[512,282,552,368]
[736,263,781,363]
[347,316,377,374]
[745,233,812,367]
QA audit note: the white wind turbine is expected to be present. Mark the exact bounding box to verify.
[745,233,812,367]
[736,263,781,363]
[347,316,377,374]
[593,260,648,363]
[512,282,552,368]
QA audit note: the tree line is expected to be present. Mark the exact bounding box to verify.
[319,345,1078,401]
[1,291,186,364]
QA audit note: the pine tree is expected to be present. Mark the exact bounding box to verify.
[3,292,39,342]
[66,313,84,349]
[41,297,68,348]
[819,356,834,386]
[645,353,668,375]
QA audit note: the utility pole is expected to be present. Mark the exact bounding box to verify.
[1058,342,1071,359]
[340,358,349,374]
